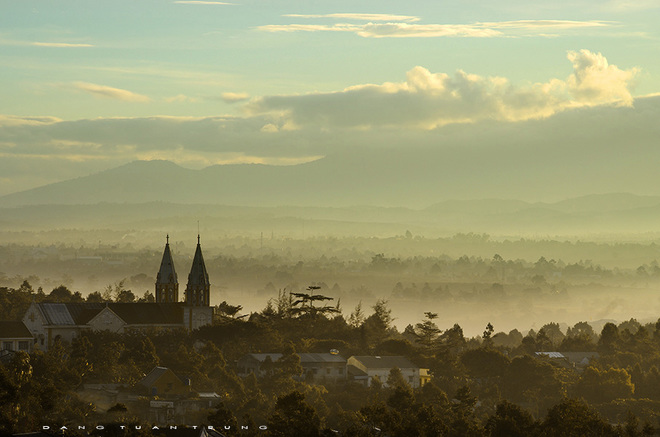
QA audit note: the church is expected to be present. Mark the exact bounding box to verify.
[22,236,213,350]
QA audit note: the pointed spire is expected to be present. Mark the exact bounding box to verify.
[156,235,179,303]
[186,234,210,306]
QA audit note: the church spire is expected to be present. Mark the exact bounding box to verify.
[186,235,210,306]
[156,235,179,303]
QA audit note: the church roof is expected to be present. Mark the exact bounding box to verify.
[156,236,178,284]
[187,235,209,288]
[36,302,184,326]
[0,321,33,338]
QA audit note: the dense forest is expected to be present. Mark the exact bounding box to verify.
[2,281,660,436]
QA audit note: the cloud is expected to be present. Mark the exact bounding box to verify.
[246,50,638,129]
[73,82,151,102]
[221,92,250,103]
[31,42,94,48]
[173,1,234,4]
[566,49,639,105]
[0,39,94,48]
[607,0,660,11]
[0,50,644,197]
[165,94,198,103]
[258,19,611,38]
[284,13,420,22]
[0,115,61,127]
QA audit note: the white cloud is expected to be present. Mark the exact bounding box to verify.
[566,49,638,105]
[258,19,612,38]
[356,23,502,38]
[31,42,94,48]
[73,82,151,102]
[0,39,94,48]
[607,0,660,11]
[165,94,198,103]
[222,92,250,103]
[284,13,420,22]
[0,115,61,127]
[246,50,638,129]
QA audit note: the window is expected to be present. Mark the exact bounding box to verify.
[409,376,414,383]
[2,342,12,351]
[18,341,29,351]
[326,368,331,374]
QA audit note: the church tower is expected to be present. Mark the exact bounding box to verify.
[185,235,210,307]
[155,235,179,303]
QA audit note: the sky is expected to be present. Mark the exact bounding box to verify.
[1,0,660,198]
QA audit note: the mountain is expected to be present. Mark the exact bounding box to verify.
[2,96,660,208]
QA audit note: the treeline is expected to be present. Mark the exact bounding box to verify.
[3,286,660,435]
[4,235,660,295]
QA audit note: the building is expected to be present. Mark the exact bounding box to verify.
[348,355,424,388]
[0,320,33,353]
[21,236,214,349]
[535,351,600,371]
[137,367,190,397]
[237,352,347,384]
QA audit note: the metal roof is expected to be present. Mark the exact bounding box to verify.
[298,353,346,363]
[241,353,346,364]
[0,321,33,338]
[242,353,283,362]
[36,302,184,326]
[350,356,418,369]
[39,303,76,325]
[535,352,565,359]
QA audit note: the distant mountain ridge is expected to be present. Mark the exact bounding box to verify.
[4,96,660,208]
[4,155,660,210]
[3,193,660,238]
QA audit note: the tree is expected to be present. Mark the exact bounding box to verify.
[290,286,339,319]
[485,400,538,437]
[217,301,243,318]
[540,322,565,347]
[267,391,321,437]
[208,403,238,436]
[482,322,494,347]
[541,398,615,437]
[115,289,136,303]
[599,323,621,354]
[460,348,510,379]
[414,312,441,348]
[86,291,105,303]
[386,367,409,390]
[363,299,395,346]
[48,285,73,302]
[573,366,634,404]
[348,301,366,328]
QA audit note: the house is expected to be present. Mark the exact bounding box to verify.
[535,351,600,371]
[0,321,34,353]
[137,367,191,397]
[348,356,424,388]
[20,236,213,350]
[237,353,283,377]
[237,352,347,384]
[298,353,347,383]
